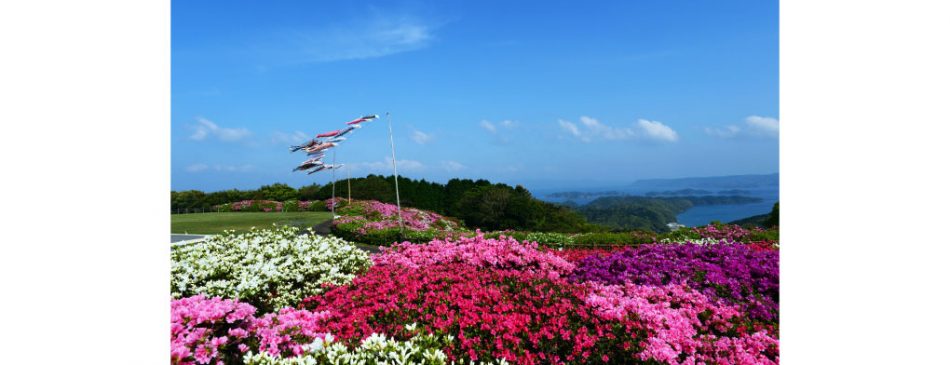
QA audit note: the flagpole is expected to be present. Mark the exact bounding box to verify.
[331,148,337,217]
[386,112,404,230]
[347,164,352,203]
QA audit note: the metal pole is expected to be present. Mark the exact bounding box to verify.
[386,112,404,230]
[331,148,337,217]
[347,165,352,203]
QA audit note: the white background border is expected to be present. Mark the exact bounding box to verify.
[2,0,950,363]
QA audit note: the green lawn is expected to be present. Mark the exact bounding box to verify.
[171,212,334,234]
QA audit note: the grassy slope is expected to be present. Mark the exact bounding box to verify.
[171,212,334,234]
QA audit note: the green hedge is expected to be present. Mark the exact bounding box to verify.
[330,223,446,246]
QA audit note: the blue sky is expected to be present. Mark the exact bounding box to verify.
[172,0,778,192]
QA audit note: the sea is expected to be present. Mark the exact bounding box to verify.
[674,187,778,226]
[532,184,778,228]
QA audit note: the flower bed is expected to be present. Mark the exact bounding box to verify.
[570,243,780,322]
[660,223,778,244]
[171,295,497,365]
[216,200,326,212]
[171,223,779,364]
[329,199,466,246]
[171,226,371,312]
[374,232,575,279]
[300,263,645,364]
[546,247,630,263]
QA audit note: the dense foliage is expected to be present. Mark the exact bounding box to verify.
[330,199,779,248]
[171,295,502,365]
[571,243,779,322]
[173,176,595,232]
[214,200,326,213]
[172,184,303,213]
[329,199,465,246]
[242,328,504,365]
[170,226,779,364]
[571,195,763,232]
[571,196,691,232]
[171,226,371,312]
[729,202,780,229]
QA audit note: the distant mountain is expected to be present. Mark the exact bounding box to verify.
[718,189,752,195]
[631,173,778,190]
[729,213,770,227]
[729,202,779,228]
[645,188,713,197]
[547,191,625,199]
[571,195,763,232]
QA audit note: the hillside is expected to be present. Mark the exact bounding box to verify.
[729,202,780,228]
[173,175,596,233]
[570,195,764,232]
[631,173,779,190]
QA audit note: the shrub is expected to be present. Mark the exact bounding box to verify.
[171,226,372,311]
[570,243,780,322]
[283,200,300,212]
[400,229,438,244]
[524,231,575,247]
[242,326,505,365]
[360,227,403,247]
[171,295,257,365]
[584,283,779,364]
[329,200,465,245]
[300,264,646,364]
[373,232,575,279]
[572,232,652,247]
[546,247,628,263]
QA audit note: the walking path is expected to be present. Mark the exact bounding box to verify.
[170,221,381,253]
[171,234,207,244]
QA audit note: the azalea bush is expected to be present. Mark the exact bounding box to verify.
[171,295,258,365]
[572,232,655,247]
[506,231,576,247]
[171,226,371,311]
[546,247,629,264]
[172,296,478,365]
[300,263,646,365]
[330,199,465,245]
[374,232,575,279]
[216,200,325,213]
[171,210,781,364]
[571,243,780,322]
[659,223,778,244]
[243,325,510,365]
[584,283,779,364]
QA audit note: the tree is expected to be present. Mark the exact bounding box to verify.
[765,202,779,228]
[259,183,297,201]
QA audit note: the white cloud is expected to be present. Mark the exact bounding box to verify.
[410,130,432,144]
[559,120,582,139]
[442,161,466,172]
[480,119,518,134]
[558,116,677,143]
[705,116,779,139]
[185,163,208,172]
[745,116,779,137]
[705,125,742,138]
[480,120,497,133]
[284,15,437,63]
[480,119,519,143]
[271,131,310,144]
[637,119,679,142]
[190,117,251,142]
